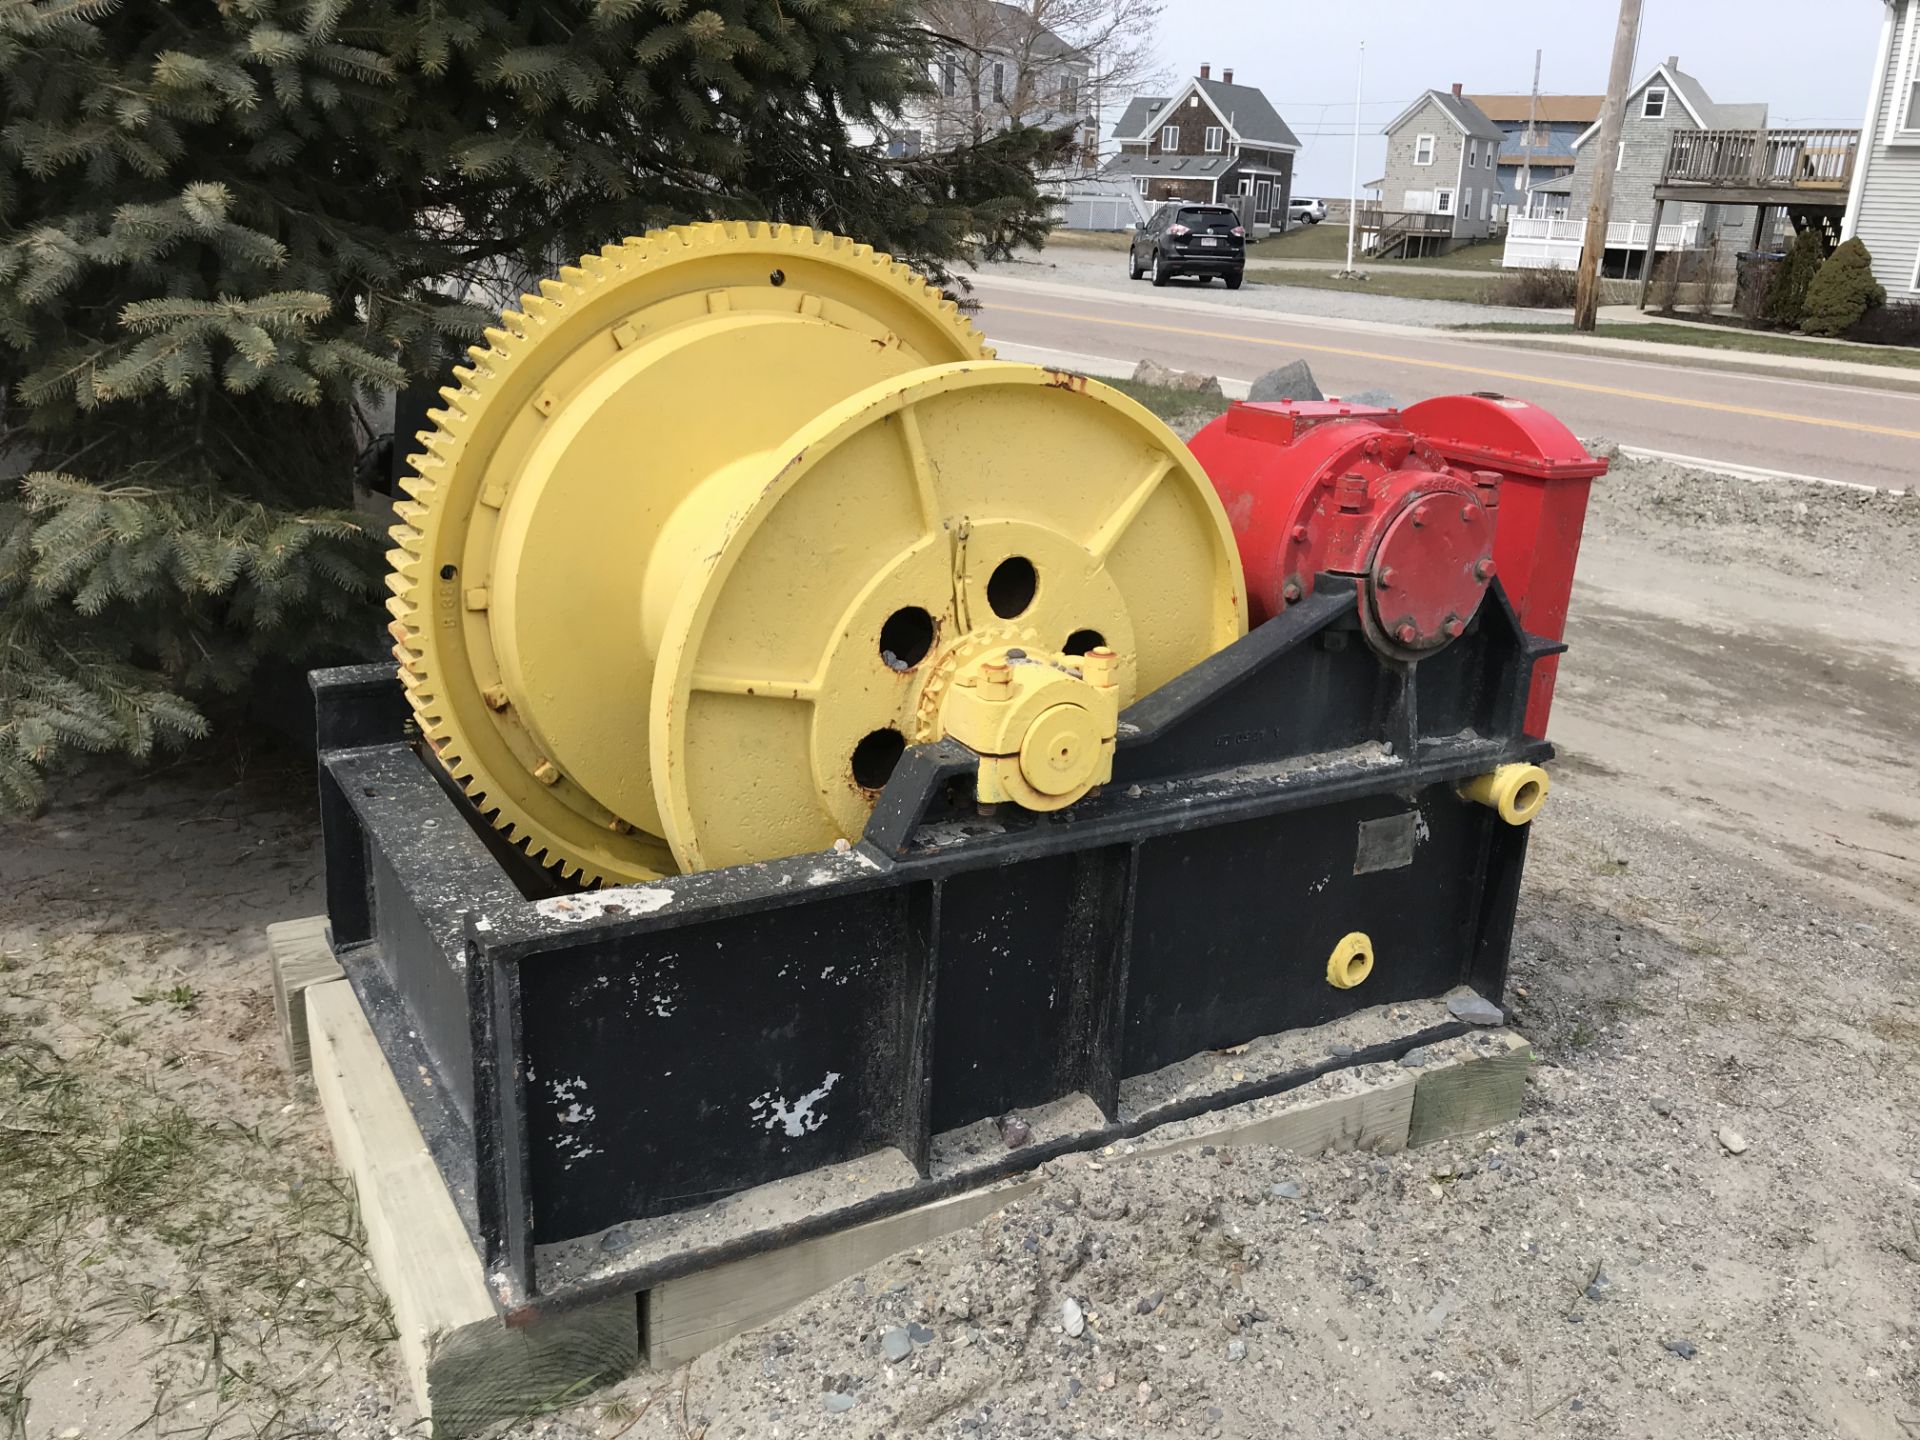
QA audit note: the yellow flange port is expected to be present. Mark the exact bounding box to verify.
[1327,932,1375,989]
[1458,763,1551,826]
[388,221,1247,885]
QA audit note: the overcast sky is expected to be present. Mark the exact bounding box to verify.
[1135,1,1886,196]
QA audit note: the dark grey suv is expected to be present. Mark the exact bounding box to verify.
[1128,204,1246,288]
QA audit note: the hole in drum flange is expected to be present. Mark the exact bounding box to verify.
[439,563,458,580]
[852,728,907,790]
[879,607,935,670]
[769,269,786,287]
[1063,628,1105,656]
[987,557,1038,619]
[1514,780,1542,811]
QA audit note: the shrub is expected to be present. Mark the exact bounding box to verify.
[1764,228,1826,328]
[1484,269,1579,308]
[1845,299,1920,348]
[1801,239,1888,337]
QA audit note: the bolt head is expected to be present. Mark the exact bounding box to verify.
[1290,524,1310,543]
[1282,580,1303,603]
[1444,616,1467,639]
[1376,567,1395,590]
[1394,623,1419,645]
[1411,506,1428,528]
[1460,504,1476,524]
[1475,557,1497,581]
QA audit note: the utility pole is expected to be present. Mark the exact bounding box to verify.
[1342,40,1365,276]
[1519,49,1541,218]
[1574,0,1644,330]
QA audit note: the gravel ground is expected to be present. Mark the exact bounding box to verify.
[970,246,1571,329]
[3,457,1917,1439]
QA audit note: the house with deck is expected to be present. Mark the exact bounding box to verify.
[1370,85,1508,256]
[1510,57,1858,279]
[1842,0,1920,297]
[1464,92,1603,220]
[1099,66,1300,233]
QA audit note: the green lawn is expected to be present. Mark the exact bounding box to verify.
[1455,320,1920,370]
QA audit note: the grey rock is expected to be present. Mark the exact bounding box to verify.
[1662,1338,1697,1360]
[823,1392,857,1413]
[1061,1297,1086,1338]
[1397,1046,1434,1069]
[1132,359,1223,395]
[1136,1290,1163,1315]
[1486,1154,1505,1171]
[1718,1127,1749,1155]
[1226,1339,1247,1362]
[1448,993,1505,1026]
[1335,387,1398,409]
[1247,359,1323,404]
[1270,1180,1303,1199]
[598,1227,633,1255]
[881,1327,912,1362]
[1329,1042,1357,1059]
[1650,1096,1673,1116]
[907,1322,934,1345]
[998,1115,1033,1149]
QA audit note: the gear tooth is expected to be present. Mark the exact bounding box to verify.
[501,309,529,337]
[436,385,465,409]
[483,326,517,351]
[539,277,573,303]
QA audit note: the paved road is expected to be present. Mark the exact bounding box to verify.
[969,273,1920,490]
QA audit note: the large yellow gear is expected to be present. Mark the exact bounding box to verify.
[389,222,1246,886]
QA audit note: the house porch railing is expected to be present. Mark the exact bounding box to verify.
[1659,127,1859,194]
[1500,217,1703,271]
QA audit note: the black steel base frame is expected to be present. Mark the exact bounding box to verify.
[313,578,1557,1320]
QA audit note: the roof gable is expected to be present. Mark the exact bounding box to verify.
[1569,63,1765,147]
[1384,89,1503,141]
[1115,75,1300,151]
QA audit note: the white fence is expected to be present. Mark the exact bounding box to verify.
[1052,185,1151,232]
[1502,217,1702,270]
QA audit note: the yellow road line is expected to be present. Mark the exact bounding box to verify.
[987,302,1920,441]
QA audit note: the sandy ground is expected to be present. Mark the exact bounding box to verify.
[3,456,1917,1439]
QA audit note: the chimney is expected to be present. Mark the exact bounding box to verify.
[1199,63,1210,80]
[1451,82,1463,97]
[1666,55,1679,70]
[1222,67,1234,84]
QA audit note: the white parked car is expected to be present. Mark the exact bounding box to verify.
[1288,196,1327,226]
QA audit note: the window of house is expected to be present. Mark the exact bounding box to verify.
[1462,186,1473,217]
[991,62,1004,103]
[940,56,956,99]
[1161,125,1180,149]
[1135,176,1151,195]
[1205,126,1224,152]
[1898,5,1920,136]
[1643,86,1667,120]
[1414,133,1435,165]
[1467,140,1477,168]
[1059,74,1078,112]
[1403,190,1433,212]
[1435,188,1455,215]
[1910,239,1920,291]
[1481,189,1490,219]
[1617,141,1626,170]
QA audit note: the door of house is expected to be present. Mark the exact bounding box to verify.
[1254,180,1271,222]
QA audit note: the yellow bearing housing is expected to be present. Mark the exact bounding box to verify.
[389,222,1247,885]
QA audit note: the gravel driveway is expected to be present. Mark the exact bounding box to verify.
[968,245,1570,330]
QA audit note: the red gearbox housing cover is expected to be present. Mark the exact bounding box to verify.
[1188,393,1607,737]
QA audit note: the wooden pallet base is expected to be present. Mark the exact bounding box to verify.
[281,919,1531,1432]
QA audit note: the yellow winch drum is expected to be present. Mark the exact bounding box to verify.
[388,222,1247,885]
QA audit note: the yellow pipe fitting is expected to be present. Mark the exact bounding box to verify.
[1326,932,1375,990]
[1458,763,1550,826]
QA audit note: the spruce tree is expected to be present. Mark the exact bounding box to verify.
[0,0,1062,810]
[1762,227,1825,329]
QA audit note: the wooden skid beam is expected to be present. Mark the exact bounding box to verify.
[305,980,640,1434]
[267,915,343,1072]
